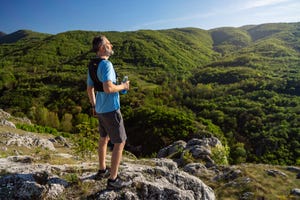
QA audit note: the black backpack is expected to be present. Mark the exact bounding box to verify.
[88,58,105,91]
[88,58,118,92]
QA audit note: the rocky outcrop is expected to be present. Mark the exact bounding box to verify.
[157,137,223,168]
[0,172,68,200]
[4,132,56,151]
[89,158,215,200]
[0,119,16,128]
[0,128,216,199]
[0,156,215,200]
[0,109,16,128]
[0,109,31,126]
[0,109,11,119]
[0,153,99,199]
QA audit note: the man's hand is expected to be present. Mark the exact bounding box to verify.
[122,80,130,91]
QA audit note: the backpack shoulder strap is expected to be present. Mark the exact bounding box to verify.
[88,58,104,92]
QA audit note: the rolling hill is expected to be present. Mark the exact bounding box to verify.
[1,22,300,165]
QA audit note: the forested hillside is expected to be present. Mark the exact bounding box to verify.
[1,22,300,165]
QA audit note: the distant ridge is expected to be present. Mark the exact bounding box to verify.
[0,30,30,44]
[0,30,50,44]
[0,32,6,38]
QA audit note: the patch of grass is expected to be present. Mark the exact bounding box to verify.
[213,164,300,199]
[79,181,96,197]
[0,125,29,135]
[181,150,195,165]
[132,158,156,167]
[64,179,108,199]
[64,173,80,185]
[123,150,137,161]
[1,146,32,157]
[48,154,78,165]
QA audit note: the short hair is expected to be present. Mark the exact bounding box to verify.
[91,35,106,53]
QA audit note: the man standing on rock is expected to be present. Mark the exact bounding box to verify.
[87,35,131,189]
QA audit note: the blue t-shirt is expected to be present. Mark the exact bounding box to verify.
[87,59,120,113]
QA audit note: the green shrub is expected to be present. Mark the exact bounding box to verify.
[72,122,99,159]
[181,150,195,165]
[16,124,58,135]
[211,144,230,165]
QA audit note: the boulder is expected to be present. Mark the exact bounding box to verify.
[286,166,300,173]
[157,137,223,168]
[0,172,67,200]
[6,133,56,151]
[184,163,210,176]
[187,145,211,158]
[7,156,34,163]
[0,119,16,128]
[265,169,287,177]
[0,109,11,119]
[157,140,186,158]
[291,188,300,196]
[213,167,242,181]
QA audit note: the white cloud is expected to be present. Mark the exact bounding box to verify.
[249,1,300,22]
[241,0,291,9]
[132,12,216,30]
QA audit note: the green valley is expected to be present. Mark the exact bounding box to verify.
[1,22,300,165]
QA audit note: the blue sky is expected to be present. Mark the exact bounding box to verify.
[1,0,300,34]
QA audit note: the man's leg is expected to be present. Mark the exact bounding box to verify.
[98,136,109,170]
[109,141,125,180]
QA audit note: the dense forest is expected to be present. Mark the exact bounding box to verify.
[1,22,300,165]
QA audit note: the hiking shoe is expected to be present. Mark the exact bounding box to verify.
[94,168,110,180]
[107,176,132,190]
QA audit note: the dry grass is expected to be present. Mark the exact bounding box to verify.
[0,125,81,165]
[211,163,300,200]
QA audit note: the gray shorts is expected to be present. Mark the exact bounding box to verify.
[97,109,127,144]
